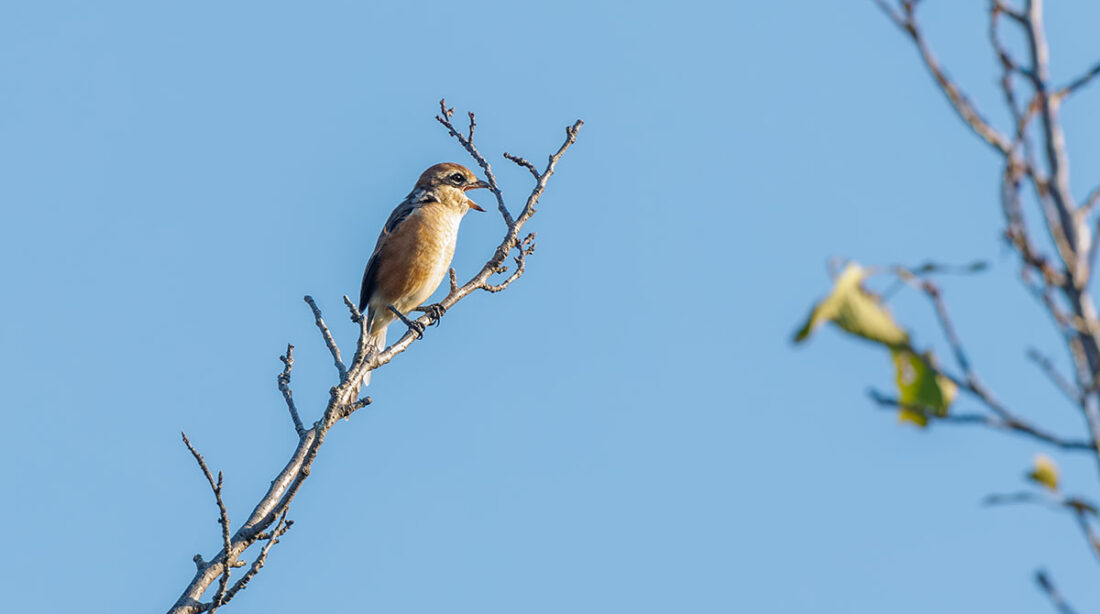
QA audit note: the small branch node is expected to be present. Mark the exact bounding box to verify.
[277,344,305,435]
[343,295,363,323]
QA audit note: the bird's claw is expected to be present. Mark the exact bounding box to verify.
[388,305,426,340]
[422,303,446,326]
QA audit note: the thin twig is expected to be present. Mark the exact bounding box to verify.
[342,295,363,324]
[343,397,373,416]
[436,99,513,226]
[1019,0,1087,282]
[990,1,1039,172]
[868,390,1095,451]
[1080,185,1100,273]
[181,433,233,613]
[503,152,540,179]
[1054,60,1100,102]
[874,0,1012,154]
[303,296,347,382]
[484,233,537,293]
[1026,348,1084,406]
[1081,184,1100,218]
[984,489,1100,564]
[924,281,974,379]
[1035,569,1081,614]
[219,512,293,607]
[210,472,231,612]
[277,345,305,435]
[906,260,989,276]
[890,269,1014,420]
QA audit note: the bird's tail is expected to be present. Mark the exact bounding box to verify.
[360,324,387,387]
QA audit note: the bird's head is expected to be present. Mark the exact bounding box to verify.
[414,162,490,212]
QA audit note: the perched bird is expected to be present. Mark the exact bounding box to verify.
[357,162,489,384]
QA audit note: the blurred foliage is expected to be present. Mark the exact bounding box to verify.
[793,263,909,347]
[1027,454,1060,492]
[794,261,955,427]
[892,349,957,426]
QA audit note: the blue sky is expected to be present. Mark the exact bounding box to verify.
[3,0,1100,612]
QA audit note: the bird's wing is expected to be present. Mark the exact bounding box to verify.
[358,189,439,312]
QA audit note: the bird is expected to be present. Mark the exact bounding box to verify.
[357,162,489,385]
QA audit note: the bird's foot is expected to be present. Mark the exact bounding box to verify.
[388,305,425,340]
[417,303,446,326]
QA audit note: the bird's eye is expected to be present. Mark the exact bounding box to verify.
[449,173,466,184]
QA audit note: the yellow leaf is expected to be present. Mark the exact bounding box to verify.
[892,349,957,427]
[1027,454,1059,491]
[793,263,909,348]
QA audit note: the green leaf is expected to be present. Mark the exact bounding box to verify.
[793,263,909,348]
[892,349,957,427]
[1026,454,1059,492]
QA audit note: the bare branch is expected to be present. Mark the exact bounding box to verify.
[878,2,1100,439]
[513,121,584,227]
[1074,511,1100,564]
[277,345,305,435]
[303,296,347,382]
[982,491,1097,514]
[181,433,233,613]
[342,295,363,324]
[1035,569,1081,614]
[869,390,1095,451]
[1054,61,1100,102]
[992,0,1026,24]
[1027,348,1084,406]
[890,268,1019,421]
[924,281,974,380]
[906,260,989,276]
[484,234,536,293]
[1019,0,1088,282]
[437,98,513,227]
[503,152,540,179]
[219,512,293,607]
[874,0,1013,154]
[984,488,1100,564]
[210,471,231,612]
[1082,184,1100,217]
[990,1,1040,172]
[346,397,373,413]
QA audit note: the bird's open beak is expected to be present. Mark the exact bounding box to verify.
[465,179,489,211]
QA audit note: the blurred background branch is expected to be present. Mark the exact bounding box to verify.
[797,0,1100,606]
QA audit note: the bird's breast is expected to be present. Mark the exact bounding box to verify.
[373,204,463,311]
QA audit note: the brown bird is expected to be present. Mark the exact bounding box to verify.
[357,162,489,384]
